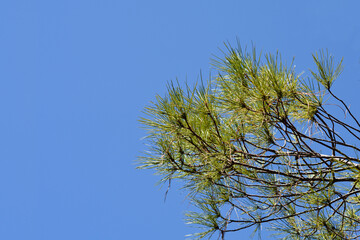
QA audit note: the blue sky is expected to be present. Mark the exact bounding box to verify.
[0,1,359,239]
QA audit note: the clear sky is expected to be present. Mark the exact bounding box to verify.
[0,1,359,239]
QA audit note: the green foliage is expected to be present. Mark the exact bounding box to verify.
[139,43,360,239]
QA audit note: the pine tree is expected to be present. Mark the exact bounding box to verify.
[139,43,360,239]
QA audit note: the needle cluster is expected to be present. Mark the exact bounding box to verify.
[139,44,360,240]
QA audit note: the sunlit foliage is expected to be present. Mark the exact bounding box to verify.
[139,43,360,239]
